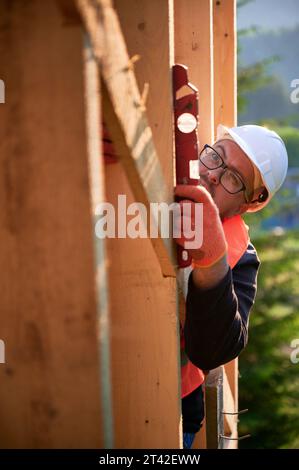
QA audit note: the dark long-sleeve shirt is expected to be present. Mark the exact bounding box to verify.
[184,242,260,371]
[182,242,260,433]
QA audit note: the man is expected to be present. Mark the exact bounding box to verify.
[174,124,288,449]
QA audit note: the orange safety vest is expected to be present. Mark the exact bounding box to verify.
[181,214,250,398]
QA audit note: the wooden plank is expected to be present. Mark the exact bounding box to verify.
[104,0,181,448]
[213,0,239,427]
[205,367,238,449]
[213,0,237,130]
[174,0,238,449]
[174,0,214,146]
[192,416,207,449]
[174,0,214,449]
[106,166,181,449]
[56,0,81,24]
[205,368,222,449]
[83,33,114,449]
[76,0,176,277]
[0,0,103,448]
[114,0,175,189]
[222,367,238,449]
[223,378,236,436]
[224,358,238,416]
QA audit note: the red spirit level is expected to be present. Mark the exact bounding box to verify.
[172,64,200,268]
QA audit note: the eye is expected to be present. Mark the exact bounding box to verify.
[211,152,220,163]
[205,149,221,164]
[202,146,223,168]
[226,170,241,188]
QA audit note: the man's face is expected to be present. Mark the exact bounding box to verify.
[199,139,255,219]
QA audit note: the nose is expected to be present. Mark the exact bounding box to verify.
[207,167,222,185]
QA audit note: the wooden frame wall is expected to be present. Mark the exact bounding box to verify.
[0,0,237,449]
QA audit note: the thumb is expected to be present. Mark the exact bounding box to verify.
[175,184,215,206]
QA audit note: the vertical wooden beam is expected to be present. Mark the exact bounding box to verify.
[174,0,214,449]
[174,0,214,146]
[192,416,207,449]
[224,359,238,416]
[213,0,237,130]
[105,0,181,448]
[205,368,223,449]
[213,0,238,428]
[0,0,104,448]
[83,33,114,448]
[114,0,175,190]
[222,367,238,446]
[76,0,176,277]
[205,366,238,449]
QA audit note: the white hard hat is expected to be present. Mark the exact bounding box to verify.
[217,124,288,212]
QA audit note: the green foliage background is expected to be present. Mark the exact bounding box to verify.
[264,126,299,168]
[239,231,299,448]
[237,0,299,449]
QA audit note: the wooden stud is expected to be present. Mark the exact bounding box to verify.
[224,358,238,419]
[222,367,238,448]
[205,367,238,449]
[213,0,238,423]
[192,417,207,449]
[104,0,182,448]
[174,0,215,449]
[83,33,114,448]
[56,0,82,24]
[106,165,181,449]
[77,0,176,277]
[114,0,175,190]
[0,0,104,448]
[205,368,222,449]
[213,0,237,131]
[174,0,214,146]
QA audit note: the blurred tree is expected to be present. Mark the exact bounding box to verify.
[238,0,296,234]
[259,125,299,168]
[237,0,279,115]
[243,125,299,236]
[239,230,299,448]
[237,2,299,450]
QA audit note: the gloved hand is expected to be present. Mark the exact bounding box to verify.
[174,185,228,268]
[102,122,118,163]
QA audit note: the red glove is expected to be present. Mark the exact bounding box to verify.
[102,122,118,163]
[174,185,228,268]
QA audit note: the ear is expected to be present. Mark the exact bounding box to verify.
[246,186,268,211]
